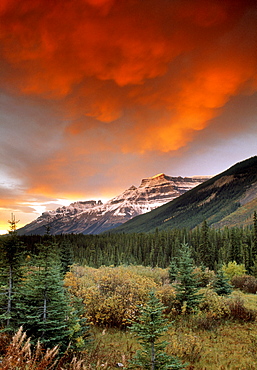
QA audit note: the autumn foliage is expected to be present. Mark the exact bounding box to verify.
[64,265,174,328]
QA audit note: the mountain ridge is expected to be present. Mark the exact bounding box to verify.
[111,156,257,233]
[17,173,209,235]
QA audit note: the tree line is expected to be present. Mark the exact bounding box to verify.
[14,211,257,273]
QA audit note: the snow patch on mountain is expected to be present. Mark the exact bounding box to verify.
[18,173,210,235]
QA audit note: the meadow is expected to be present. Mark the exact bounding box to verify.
[1,263,257,370]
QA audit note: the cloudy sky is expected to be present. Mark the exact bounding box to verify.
[1,0,257,233]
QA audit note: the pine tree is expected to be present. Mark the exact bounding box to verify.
[212,270,232,296]
[175,243,202,314]
[129,291,185,370]
[0,215,24,330]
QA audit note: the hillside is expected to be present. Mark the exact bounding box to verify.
[111,156,257,233]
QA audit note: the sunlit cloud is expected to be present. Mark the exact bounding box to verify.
[0,0,257,229]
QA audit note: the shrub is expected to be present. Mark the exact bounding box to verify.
[227,298,257,322]
[231,275,257,294]
[198,288,230,319]
[222,261,246,280]
[65,265,157,328]
[155,284,177,315]
[125,265,170,285]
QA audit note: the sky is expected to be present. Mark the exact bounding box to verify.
[0,0,257,234]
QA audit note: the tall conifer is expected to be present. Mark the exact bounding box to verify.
[252,211,257,259]
[175,243,202,314]
[15,239,71,350]
[129,292,185,370]
[0,215,24,330]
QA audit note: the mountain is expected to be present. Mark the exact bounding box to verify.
[17,174,209,235]
[111,156,257,234]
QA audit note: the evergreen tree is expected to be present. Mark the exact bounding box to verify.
[129,292,185,370]
[15,240,72,351]
[252,211,257,260]
[0,215,24,330]
[168,259,178,283]
[212,270,232,296]
[68,295,92,351]
[59,239,74,275]
[198,220,214,269]
[175,243,202,314]
[229,228,242,264]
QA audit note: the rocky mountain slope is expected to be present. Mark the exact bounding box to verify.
[17,174,208,235]
[111,156,257,234]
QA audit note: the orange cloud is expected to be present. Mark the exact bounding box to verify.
[0,0,257,202]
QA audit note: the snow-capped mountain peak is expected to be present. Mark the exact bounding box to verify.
[18,174,210,235]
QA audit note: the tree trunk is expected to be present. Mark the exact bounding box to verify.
[151,341,155,370]
[43,290,47,321]
[7,265,13,326]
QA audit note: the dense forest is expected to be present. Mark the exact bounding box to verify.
[15,212,257,273]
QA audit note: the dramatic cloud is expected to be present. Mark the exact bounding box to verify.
[0,0,257,231]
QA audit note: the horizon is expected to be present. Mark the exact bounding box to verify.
[1,0,257,233]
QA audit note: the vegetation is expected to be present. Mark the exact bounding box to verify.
[129,291,185,369]
[212,269,232,296]
[1,292,257,369]
[1,210,257,368]
[0,215,24,330]
[15,217,257,273]
[173,243,202,314]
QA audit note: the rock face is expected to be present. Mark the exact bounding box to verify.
[18,174,209,235]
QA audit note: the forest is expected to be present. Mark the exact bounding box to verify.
[17,212,257,272]
[0,213,257,369]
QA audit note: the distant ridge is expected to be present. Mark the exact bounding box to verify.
[17,174,208,235]
[111,156,257,233]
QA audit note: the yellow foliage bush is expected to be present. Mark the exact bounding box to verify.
[198,288,230,319]
[155,284,177,315]
[65,265,158,328]
[222,261,246,280]
[124,265,170,285]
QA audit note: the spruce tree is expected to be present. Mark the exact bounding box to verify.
[175,243,202,314]
[59,239,74,275]
[212,269,232,296]
[168,259,178,283]
[15,240,72,351]
[198,220,215,269]
[0,215,24,330]
[252,211,257,260]
[129,291,185,370]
